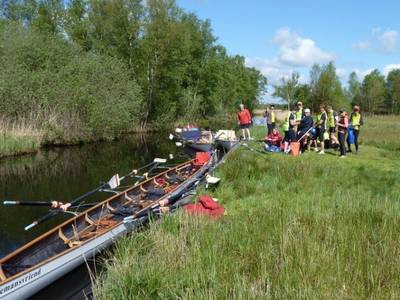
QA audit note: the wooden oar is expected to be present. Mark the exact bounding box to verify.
[23,158,168,230]
[24,184,108,231]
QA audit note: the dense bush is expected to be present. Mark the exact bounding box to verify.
[0,23,142,142]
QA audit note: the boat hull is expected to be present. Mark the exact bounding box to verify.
[185,142,212,152]
[0,154,217,300]
[0,220,143,300]
[216,140,238,152]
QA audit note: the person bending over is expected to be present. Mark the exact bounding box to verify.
[297,108,314,152]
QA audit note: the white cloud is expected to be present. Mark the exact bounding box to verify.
[353,28,398,53]
[245,57,292,85]
[274,27,335,67]
[378,30,398,53]
[383,64,400,76]
[352,41,370,50]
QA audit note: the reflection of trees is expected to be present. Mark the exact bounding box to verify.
[0,132,187,258]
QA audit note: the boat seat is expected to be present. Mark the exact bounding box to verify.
[0,265,6,281]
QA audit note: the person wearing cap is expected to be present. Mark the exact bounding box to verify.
[237,104,252,140]
[347,105,364,153]
[297,108,314,152]
[337,109,349,158]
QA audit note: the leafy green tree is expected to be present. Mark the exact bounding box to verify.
[346,71,362,106]
[361,70,386,113]
[272,72,300,110]
[386,69,400,114]
[309,62,348,111]
[294,84,312,108]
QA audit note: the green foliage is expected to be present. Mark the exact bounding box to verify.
[0,23,142,142]
[309,62,348,111]
[386,69,400,114]
[272,72,299,110]
[94,117,400,299]
[0,0,266,148]
[361,70,386,114]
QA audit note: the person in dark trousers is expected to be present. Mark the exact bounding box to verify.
[347,105,364,153]
[237,104,252,140]
[315,105,327,154]
[337,109,349,158]
[264,105,276,135]
[297,108,314,152]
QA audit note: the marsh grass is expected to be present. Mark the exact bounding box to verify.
[92,116,400,299]
[0,118,43,158]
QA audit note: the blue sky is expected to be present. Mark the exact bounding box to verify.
[177,0,400,102]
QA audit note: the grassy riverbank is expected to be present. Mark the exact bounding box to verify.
[94,115,399,298]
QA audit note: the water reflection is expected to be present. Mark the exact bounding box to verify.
[0,133,188,258]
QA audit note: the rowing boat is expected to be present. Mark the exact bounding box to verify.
[0,154,216,300]
[215,130,239,152]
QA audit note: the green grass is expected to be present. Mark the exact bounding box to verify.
[94,115,400,299]
[0,131,42,158]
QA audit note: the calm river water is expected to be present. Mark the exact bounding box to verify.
[0,132,189,299]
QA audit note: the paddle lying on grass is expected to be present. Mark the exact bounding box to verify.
[23,157,167,231]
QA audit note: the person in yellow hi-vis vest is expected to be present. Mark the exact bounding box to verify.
[264,105,276,135]
[282,110,297,154]
[326,105,339,147]
[347,105,364,153]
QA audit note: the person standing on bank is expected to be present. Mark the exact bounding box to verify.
[237,104,252,140]
[347,105,364,153]
[315,105,327,154]
[265,105,276,135]
[337,109,349,158]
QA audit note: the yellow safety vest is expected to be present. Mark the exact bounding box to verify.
[327,112,335,128]
[282,112,292,131]
[351,113,361,130]
[271,111,276,123]
[316,112,327,129]
[295,109,303,121]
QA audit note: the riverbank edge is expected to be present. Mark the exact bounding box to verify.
[0,116,236,160]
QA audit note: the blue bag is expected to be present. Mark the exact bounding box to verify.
[347,126,355,144]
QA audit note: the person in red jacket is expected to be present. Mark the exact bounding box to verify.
[237,104,252,140]
[264,128,282,147]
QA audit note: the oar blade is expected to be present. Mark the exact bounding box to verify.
[3,201,17,205]
[107,174,120,189]
[169,134,174,140]
[24,222,38,231]
[153,158,167,163]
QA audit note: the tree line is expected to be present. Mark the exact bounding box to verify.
[0,0,266,142]
[273,62,400,114]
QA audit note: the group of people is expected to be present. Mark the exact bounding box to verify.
[237,102,364,157]
[263,102,363,157]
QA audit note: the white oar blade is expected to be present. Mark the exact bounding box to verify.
[169,134,174,140]
[108,174,120,189]
[206,175,221,184]
[169,153,174,159]
[175,142,183,147]
[175,128,182,133]
[25,223,37,231]
[3,201,17,205]
[153,158,167,163]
